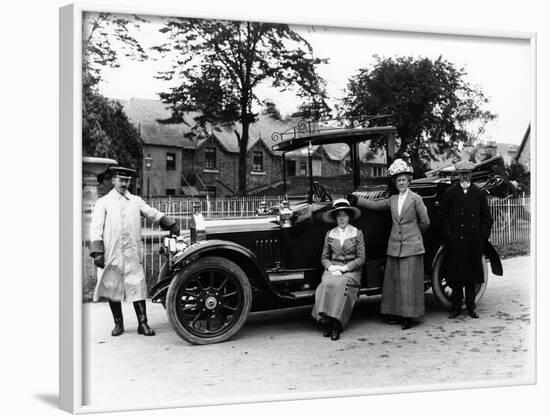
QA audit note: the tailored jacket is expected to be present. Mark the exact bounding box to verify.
[321,225,366,283]
[437,182,493,283]
[356,190,430,258]
[89,188,165,302]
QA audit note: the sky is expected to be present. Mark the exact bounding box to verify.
[95,14,532,146]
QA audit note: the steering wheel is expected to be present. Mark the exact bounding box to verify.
[312,182,333,202]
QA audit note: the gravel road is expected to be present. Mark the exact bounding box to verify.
[82,256,533,408]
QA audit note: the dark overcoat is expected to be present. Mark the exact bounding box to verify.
[437,183,493,284]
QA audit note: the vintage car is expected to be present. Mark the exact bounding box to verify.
[151,119,512,345]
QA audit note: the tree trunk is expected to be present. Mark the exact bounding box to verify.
[237,120,249,196]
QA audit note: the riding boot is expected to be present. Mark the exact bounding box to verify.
[465,284,479,318]
[108,301,124,336]
[133,300,155,336]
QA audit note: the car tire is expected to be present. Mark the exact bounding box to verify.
[166,256,252,345]
[431,246,488,311]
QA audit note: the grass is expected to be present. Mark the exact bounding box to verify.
[493,241,530,259]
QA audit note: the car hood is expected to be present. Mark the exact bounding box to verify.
[204,216,281,234]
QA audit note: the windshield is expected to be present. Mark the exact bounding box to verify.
[282,139,388,200]
[356,139,389,190]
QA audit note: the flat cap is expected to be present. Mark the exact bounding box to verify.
[108,166,137,178]
[454,160,475,173]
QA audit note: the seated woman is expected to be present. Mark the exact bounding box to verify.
[312,199,365,341]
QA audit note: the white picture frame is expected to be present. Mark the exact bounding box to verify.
[59,2,537,413]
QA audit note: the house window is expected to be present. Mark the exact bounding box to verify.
[299,160,307,176]
[206,186,216,198]
[312,159,322,176]
[166,188,176,196]
[286,160,296,177]
[205,147,216,170]
[166,153,176,171]
[253,151,264,172]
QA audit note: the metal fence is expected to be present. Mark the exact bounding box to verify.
[85,195,531,288]
[140,195,285,282]
[488,196,531,245]
[143,195,285,225]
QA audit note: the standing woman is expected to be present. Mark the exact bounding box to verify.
[349,159,430,329]
[312,199,365,341]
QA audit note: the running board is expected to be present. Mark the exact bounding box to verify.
[268,271,304,283]
[288,289,316,299]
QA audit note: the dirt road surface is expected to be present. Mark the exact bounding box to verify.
[83,256,533,408]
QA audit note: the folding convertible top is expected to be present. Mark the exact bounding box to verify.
[271,125,397,153]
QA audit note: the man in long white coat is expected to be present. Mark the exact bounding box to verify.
[89,167,179,336]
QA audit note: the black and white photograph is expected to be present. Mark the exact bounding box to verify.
[59,2,536,413]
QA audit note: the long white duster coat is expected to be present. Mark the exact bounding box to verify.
[90,189,164,302]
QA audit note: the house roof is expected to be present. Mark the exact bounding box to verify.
[116,97,297,153]
[515,124,531,163]
[117,98,196,149]
[116,98,388,163]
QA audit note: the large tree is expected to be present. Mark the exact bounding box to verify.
[154,19,328,195]
[82,89,142,171]
[340,56,496,175]
[82,12,147,169]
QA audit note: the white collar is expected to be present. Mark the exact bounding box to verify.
[337,225,350,234]
[109,188,131,200]
[329,225,358,241]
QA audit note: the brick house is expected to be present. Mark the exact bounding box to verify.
[119,98,292,197]
[118,98,390,197]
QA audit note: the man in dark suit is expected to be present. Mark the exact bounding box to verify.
[438,160,493,319]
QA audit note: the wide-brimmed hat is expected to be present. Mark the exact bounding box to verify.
[109,166,137,179]
[388,158,413,177]
[321,198,361,224]
[454,160,475,173]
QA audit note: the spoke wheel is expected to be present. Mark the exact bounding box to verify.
[166,256,252,345]
[431,246,488,311]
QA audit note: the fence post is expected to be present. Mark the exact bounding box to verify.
[507,199,511,244]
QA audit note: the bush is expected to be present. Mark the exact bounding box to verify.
[493,241,530,259]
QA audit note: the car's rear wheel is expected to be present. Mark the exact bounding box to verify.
[166,256,252,345]
[431,247,488,311]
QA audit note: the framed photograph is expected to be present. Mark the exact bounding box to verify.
[60,2,536,413]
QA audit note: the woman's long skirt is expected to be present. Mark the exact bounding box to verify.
[311,271,360,329]
[380,255,425,318]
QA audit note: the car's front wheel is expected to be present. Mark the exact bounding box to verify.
[430,247,488,311]
[166,256,252,345]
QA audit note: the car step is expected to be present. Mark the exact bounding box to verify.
[268,271,304,283]
[288,289,316,299]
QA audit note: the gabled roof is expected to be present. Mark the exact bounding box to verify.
[117,98,196,149]
[515,124,531,163]
[116,97,297,153]
[205,113,298,153]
